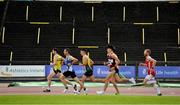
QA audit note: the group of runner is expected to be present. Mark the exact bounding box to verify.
[43,45,162,96]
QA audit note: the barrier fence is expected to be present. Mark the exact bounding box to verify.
[0,65,180,80]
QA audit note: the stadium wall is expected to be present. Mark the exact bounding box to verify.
[0,65,180,81]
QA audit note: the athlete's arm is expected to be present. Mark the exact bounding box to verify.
[153,60,157,68]
[90,58,94,65]
[139,63,146,66]
[60,56,64,65]
[70,56,78,64]
[111,54,120,66]
[82,56,88,66]
[148,57,156,69]
[51,55,58,66]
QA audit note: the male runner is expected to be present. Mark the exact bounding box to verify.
[97,45,135,94]
[138,49,162,96]
[97,45,120,95]
[43,48,75,92]
[78,49,95,94]
[61,48,85,94]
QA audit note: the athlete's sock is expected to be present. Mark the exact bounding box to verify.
[154,84,161,94]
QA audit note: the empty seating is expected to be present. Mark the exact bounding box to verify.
[150,48,165,61]
[159,3,180,23]
[0,1,179,65]
[12,47,50,65]
[88,48,106,62]
[62,3,91,23]
[0,2,5,24]
[125,2,157,23]
[94,3,123,23]
[29,2,60,22]
[166,49,180,61]
[39,24,73,47]
[110,24,142,48]
[4,23,37,47]
[144,24,178,47]
[0,46,11,65]
[125,48,145,62]
[6,2,27,22]
[75,23,107,46]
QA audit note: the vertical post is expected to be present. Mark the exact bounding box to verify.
[91,6,94,22]
[0,0,9,38]
[60,6,62,22]
[9,51,13,65]
[164,52,167,66]
[72,28,75,44]
[123,6,126,22]
[50,51,53,64]
[142,28,145,45]
[178,28,180,45]
[124,52,127,66]
[26,5,29,21]
[2,27,5,44]
[37,27,40,44]
[156,6,159,22]
[108,27,110,44]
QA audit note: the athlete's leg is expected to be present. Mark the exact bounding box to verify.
[57,73,73,93]
[110,76,119,94]
[89,75,96,82]
[144,74,154,84]
[59,72,79,93]
[153,82,161,95]
[132,74,152,87]
[103,71,116,92]
[115,73,128,82]
[81,75,87,84]
[104,70,116,82]
[58,73,71,89]
[43,71,56,92]
[47,72,56,89]
[97,71,116,94]
[115,73,136,84]
[73,77,85,90]
[145,75,161,95]
[79,75,87,92]
[89,75,104,82]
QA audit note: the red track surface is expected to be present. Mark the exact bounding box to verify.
[0,83,180,96]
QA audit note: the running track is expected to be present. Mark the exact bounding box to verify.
[0,83,180,96]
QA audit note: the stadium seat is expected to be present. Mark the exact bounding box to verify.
[159,3,180,23]
[75,22,107,46]
[0,1,179,65]
[125,2,157,23]
[144,24,178,48]
[6,1,27,22]
[0,2,5,25]
[62,2,92,23]
[110,24,142,48]
[4,23,37,48]
[28,2,61,22]
[12,47,50,65]
[0,46,11,65]
[39,23,73,47]
[93,3,123,23]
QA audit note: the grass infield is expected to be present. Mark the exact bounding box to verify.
[0,95,180,105]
